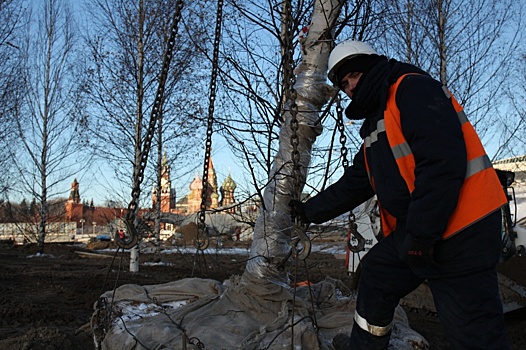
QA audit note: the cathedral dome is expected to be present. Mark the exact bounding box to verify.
[221,173,236,191]
[190,174,203,190]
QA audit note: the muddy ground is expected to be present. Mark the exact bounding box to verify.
[0,240,525,350]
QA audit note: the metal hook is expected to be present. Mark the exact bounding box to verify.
[194,223,210,251]
[347,213,365,253]
[115,218,139,249]
[292,218,311,260]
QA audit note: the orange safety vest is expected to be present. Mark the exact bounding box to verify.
[365,74,507,238]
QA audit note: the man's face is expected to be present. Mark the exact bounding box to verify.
[340,71,363,99]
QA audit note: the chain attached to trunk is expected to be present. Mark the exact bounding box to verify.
[283,0,311,261]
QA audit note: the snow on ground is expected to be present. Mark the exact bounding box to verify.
[138,242,347,259]
[105,183,526,261]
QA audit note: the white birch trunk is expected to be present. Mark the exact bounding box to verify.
[129,246,140,272]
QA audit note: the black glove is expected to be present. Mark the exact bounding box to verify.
[289,199,310,224]
[401,236,439,269]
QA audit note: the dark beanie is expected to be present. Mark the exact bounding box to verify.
[335,54,381,86]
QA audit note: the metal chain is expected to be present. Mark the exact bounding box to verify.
[196,0,224,250]
[116,0,184,249]
[283,0,300,196]
[283,0,310,262]
[280,2,319,345]
[336,94,349,169]
[281,2,315,347]
[336,95,365,253]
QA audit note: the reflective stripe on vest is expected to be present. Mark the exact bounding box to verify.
[365,74,507,238]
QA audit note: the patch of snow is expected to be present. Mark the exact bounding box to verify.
[142,261,175,267]
[112,300,189,330]
[27,253,55,259]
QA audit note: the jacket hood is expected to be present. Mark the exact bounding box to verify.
[345,59,430,121]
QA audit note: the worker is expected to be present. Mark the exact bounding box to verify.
[289,40,510,349]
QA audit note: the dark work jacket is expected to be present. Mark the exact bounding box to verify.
[304,59,502,277]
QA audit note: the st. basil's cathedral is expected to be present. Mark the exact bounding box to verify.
[151,152,237,214]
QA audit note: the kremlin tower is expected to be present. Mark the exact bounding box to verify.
[152,152,176,212]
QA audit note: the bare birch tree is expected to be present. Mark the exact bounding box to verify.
[210,0,377,282]
[212,0,375,215]
[374,0,523,153]
[495,52,526,158]
[0,0,26,198]
[83,0,212,211]
[10,0,87,253]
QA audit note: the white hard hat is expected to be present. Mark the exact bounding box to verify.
[327,40,378,85]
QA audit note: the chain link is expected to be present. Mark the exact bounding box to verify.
[283,0,310,261]
[336,94,349,169]
[283,0,301,197]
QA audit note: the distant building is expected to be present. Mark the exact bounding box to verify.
[63,153,239,236]
[151,152,237,215]
[220,173,237,213]
[65,178,129,238]
[493,155,526,183]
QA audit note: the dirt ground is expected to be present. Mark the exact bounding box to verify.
[0,240,525,350]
